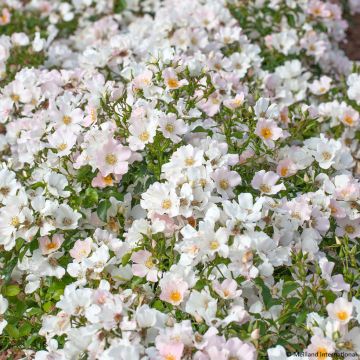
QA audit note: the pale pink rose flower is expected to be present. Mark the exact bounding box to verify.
[159,278,188,305]
[39,234,64,255]
[251,170,285,195]
[0,8,11,26]
[131,250,161,282]
[162,68,188,90]
[255,119,283,148]
[212,279,241,300]
[91,172,122,188]
[132,69,153,90]
[223,93,244,110]
[157,342,184,360]
[239,149,255,164]
[95,138,131,176]
[276,158,297,178]
[69,238,92,262]
[306,335,335,359]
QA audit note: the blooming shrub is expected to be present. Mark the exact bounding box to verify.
[0,0,360,358]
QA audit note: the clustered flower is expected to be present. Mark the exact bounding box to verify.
[0,0,360,359]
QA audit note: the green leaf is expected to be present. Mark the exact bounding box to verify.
[254,278,280,309]
[322,290,337,304]
[121,252,132,266]
[193,279,207,291]
[1,256,17,283]
[82,188,99,208]
[19,322,32,337]
[295,310,307,325]
[4,285,20,297]
[152,299,165,311]
[77,165,94,183]
[286,13,296,27]
[114,0,127,13]
[26,307,43,316]
[97,199,111,222]
[43,301,54,313]
[106,191,124,201]
[282,281,298,297]
[5,324,20,339]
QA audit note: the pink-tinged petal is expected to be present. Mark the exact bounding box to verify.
[132,264,148,278]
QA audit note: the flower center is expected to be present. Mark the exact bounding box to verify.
[280,167,288,177]
[139,131,149,142]
[165,123,174,133]
[11,216,20,227]
[0,187,10,196]
[165,355,176,360]
[62,217,73,226]
[145,256,154,269]
[167,78,179,88]
[90,109,97,122]
[223,289,230,298]
[322,151,332,161]
[62,115,72,125]
[316,347,328,360]
[199,178,207,187]
[343,115,354,126]
[210,240,219,250]
[259,184,271,193]
[46,242,58,250]
[58,143,67,151]
[169,290,181,302]
[336,310,349,321]
[219,179,229,190]
[344,225,355,234]
[11,94,20,102]
[162,199,172,210]
[260,127,272,139]
[185,157,195,166]
[103,175,113,185]
[105,153,117,165]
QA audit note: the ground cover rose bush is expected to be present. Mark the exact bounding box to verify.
[1,0,360,358]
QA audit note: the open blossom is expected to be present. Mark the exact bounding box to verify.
[91,172,122,188]
[48,128,77,157]
[132,69,153,91]
[141,182,180,217]
[309,76,332,95]
[335,217,360,239]
[159,276,188,305]
[223,93,244,109]
[0,8,11,26]
[54,204,82,230]
[159,113,188,143]
[251,170,285,195]
[128,117,158,151]
[276,158,297,178]
[39,234,64,255]
[211,167,241,199]
[212,279,241,300]
[131,250,161,282]
[339,106,359,127]
[162,68,188,90]
[255,118,283,148]
[0,168,20,204]
[95,138,131,176]
[306,335,335,359]
[327,297,353,324]
[70,238,92,262]
[157,342,184,360]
